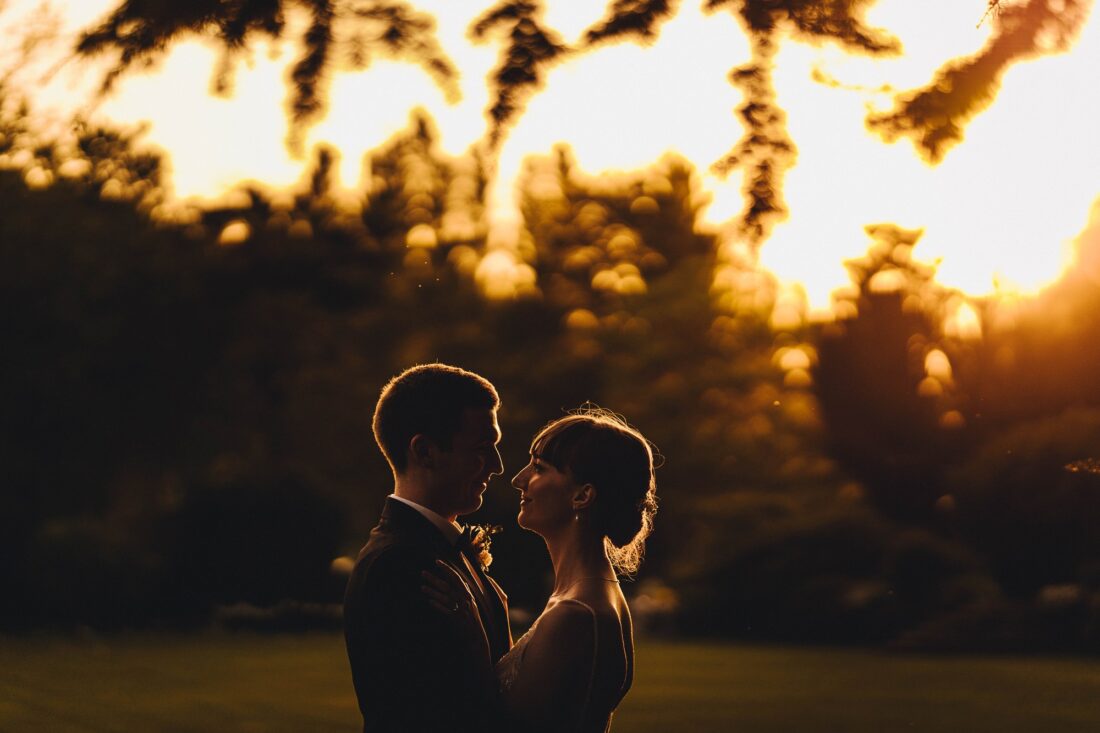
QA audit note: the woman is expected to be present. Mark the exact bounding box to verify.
[423,408,660,732]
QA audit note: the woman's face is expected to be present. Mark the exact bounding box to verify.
[511,447,578,532]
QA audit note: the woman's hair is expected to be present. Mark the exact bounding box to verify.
[532,406,659,576]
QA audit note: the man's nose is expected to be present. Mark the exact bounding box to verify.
[488,447,504,477]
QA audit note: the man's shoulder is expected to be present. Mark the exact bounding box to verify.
[345,538,444,622]
[353,532,445,580]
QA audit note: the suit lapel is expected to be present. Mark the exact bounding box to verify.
[454,547,511,661]
[379,499,511,659]
[378,497,510,655]
[484,574,513,647]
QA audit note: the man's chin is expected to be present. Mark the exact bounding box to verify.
[458,494,484,518]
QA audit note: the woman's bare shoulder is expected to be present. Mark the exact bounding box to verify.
[555,594,631,639]
[519,600,598,669]
[541,597,600,630]
[567,583,629,618]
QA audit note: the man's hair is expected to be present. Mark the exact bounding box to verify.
[373,363,499,473]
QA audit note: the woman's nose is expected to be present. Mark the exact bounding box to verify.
[511,466,529,490]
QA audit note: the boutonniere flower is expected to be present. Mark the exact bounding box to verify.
[464,523,502,570]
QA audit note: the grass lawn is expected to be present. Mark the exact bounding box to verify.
[2,632,1098,732]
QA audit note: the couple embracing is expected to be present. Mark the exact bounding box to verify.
[343,363,660,732]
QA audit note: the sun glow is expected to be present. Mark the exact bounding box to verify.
[2,0,1098,309]
[765,0,1100,307]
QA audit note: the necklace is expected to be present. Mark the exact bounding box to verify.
[552,576,620,597]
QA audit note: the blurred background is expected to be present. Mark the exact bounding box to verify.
[2,0,1099,730]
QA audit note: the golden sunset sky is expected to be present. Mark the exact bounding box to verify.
[2,0,1098,310]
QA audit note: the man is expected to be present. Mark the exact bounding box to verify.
[344,363,513,732]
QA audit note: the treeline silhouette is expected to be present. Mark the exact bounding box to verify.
[2,97,1099,651]
[70,0,1094,248]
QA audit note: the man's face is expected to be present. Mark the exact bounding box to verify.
[434,407,503,519]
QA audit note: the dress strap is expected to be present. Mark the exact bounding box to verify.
[554,598,598,616]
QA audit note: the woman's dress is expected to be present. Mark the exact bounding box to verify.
[495,598,632,733]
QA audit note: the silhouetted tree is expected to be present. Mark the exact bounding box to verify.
[75,0,458,148]
[813,225,973,521]
[813,218,1100,603]
[584,0,680,45]
[868,0,1093,161]
[69,1,1091,253]
[470,1,568,147]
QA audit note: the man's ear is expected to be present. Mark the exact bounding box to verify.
[408,434,437,469]
[572,483,597,512]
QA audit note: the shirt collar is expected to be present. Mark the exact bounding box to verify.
[388,494,463,545]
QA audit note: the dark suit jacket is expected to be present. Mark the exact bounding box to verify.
[344,498,512,733]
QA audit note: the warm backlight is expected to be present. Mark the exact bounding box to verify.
[2,0,1098,309]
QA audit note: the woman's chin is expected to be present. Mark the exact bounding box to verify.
[516,507,538,531]
[516,511,562,537]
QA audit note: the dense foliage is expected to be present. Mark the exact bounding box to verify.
[2,64,1099,649]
